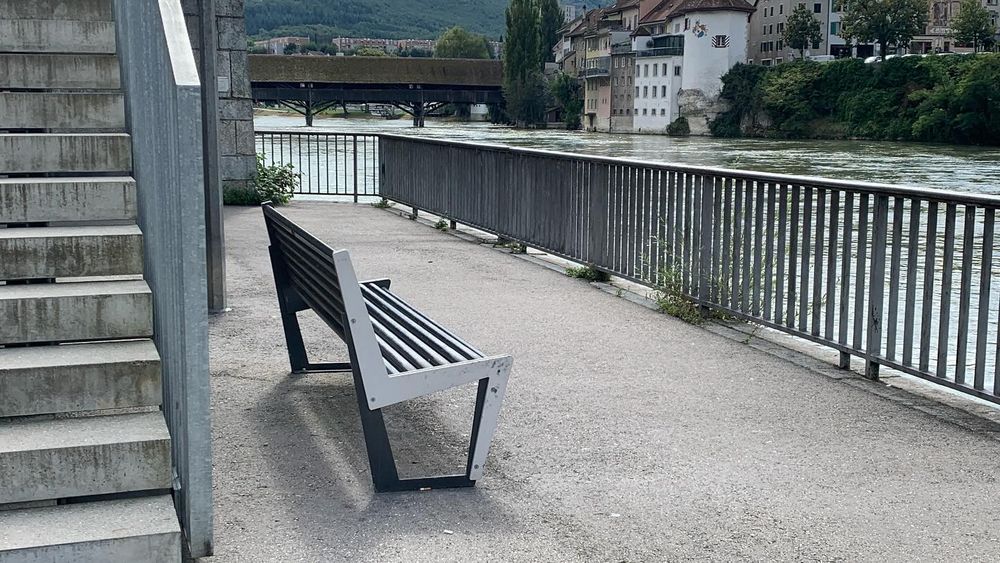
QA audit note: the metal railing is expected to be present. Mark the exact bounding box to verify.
[378,134,1000,406]
[636,46,684,57]
[114,0,212,556]
[255,130,380,199]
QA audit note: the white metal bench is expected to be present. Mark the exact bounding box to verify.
[262,203,511,492]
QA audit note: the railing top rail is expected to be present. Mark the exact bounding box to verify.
[378,132,1000,207]
[256,129,379,137]
[158,0,199,87]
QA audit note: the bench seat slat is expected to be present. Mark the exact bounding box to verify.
[369,316,434,371]
[365,284,484,360]
[366,303,449,367]
[360,285,458,365]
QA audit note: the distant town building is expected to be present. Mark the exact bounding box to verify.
[253,36,310,54]
[911,0,1000,53]
[397,39,437,52]
[331,37,400,54]
[563,3,581,21]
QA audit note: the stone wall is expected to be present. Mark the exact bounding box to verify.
[182,0,255,190]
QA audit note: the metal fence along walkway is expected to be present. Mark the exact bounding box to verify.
[257,130,1000,406]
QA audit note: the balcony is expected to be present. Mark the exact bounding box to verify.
[611,43,633,55]
[636,46,684,57]
[580,56,611,78]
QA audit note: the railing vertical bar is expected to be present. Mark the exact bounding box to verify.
[824,190,840,340]
[866,194,889,379]
[975,209,995,390]
[730,179,744,311]
[692,174,704,298]
[936,204,957,379]
[812,188,826,336]
[741,179,753,314]
[852,194,870,352]
[886,198,904,359]
[775,184,788,323]
[955,205,976,384]
[838,192,855,367]
[919,202,939,373]
[799,187,813,332]
[664,171,675,276]
[712,176,722,303]
[698,176,714,305]
[353,136,359,202]
[721,178,733,305]
[683,173,693,295]
[903,201,922,366]
[786,185,800,327]
[764,183,776,322]
[752,181,764,317]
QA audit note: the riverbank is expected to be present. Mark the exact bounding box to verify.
[711,55,1000,146]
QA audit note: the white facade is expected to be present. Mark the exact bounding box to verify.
[631,8,749,132]
[678,11,748,98]
[632,50,683,132]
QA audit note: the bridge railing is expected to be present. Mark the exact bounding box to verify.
[255,130,380,200]
[378,133,1000,407]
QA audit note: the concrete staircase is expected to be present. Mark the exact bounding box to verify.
[0,1,181,560]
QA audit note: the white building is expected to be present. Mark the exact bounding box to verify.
[631,0,753,134]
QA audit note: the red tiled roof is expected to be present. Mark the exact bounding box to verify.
[666,0,755,17]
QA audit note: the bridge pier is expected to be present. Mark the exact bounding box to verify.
[412,102,425,128]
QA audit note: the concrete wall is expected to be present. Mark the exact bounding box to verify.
[182,0,255,190]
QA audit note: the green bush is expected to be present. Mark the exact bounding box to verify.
[666,117,691,136]
[253,154,298,205]
[566,265,611,282]
[712,53,1000,146]
[223,186,264,206]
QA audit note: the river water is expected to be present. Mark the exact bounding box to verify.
[255,114,1000,194]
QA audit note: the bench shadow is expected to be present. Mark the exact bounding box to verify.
[250,364,524,548]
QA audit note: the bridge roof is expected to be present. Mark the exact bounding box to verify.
[249,55,503,88]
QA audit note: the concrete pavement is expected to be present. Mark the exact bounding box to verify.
[208,202,1000,562]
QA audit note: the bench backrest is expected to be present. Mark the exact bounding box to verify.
[262,204,386,379]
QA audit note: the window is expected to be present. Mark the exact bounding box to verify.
[778,22,785,33]
[643,85,648,97]
[814,2,821,11]
[627,108,631,115]
[812,39,820,49]
[777,39,784,50]
[779,4,784,13]
[674,23,681,33]
[653,64,658,77]
[673,65,681,76]
[769,24,774,34]
[636,65,640,77]
[636,86,640,97]
[830,22,840,35]
[763,25,767,35]
[662,63,668,75]
[652,87,657,98]
[684,18,690,30]
[712,34,730,48]
[661,108,666,116]
[661,85,667,97]
[644,64,649,77]
[643,108,647,115]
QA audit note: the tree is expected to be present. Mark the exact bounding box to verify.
[783,4,823,58]
[951,0,997,52]
[354,46,387,57]
[538,0,564,62]
[840,0,928,58]
[283,43,299,55]
[434,26,492,59]
[503,0,543,125]
[550,72,583,129]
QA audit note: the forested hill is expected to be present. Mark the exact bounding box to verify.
[245,0,599,41]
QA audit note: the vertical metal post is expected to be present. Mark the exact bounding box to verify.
[198,0,226,313]
[698,175,714,307]
[353,135,359,203]
[866,194,889,379]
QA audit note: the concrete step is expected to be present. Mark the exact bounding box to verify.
[0,92,125,130]
[0,413,172,504]
[0,177,136,224]
[0,225,143,280]
[0,340,161,418]
[0,54,119,90]
[0,19,115,54]
[0,0,113,21]
[0,495,180,563]
[0,134,131,174]
[0,280,152,345]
